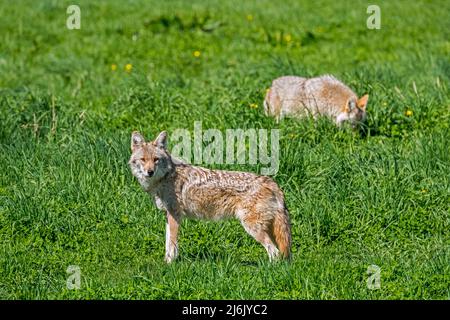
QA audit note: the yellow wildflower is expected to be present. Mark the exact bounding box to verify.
[315,27,325,33]
[193,50,201,57]
[111,64,117,71]
[125,63,132,72]
[405,110,413,116]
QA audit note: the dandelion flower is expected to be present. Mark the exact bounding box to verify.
[249,103,258,109]
[405,110,413,116]
[246,14,253,21]
[111,64,117,71]
[315,27,325,33]
[125,63,133,72]
[193,50,201,57]
[284,34,292,42]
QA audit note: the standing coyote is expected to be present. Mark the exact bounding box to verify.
[264,75,369,127]
[129,131,291,263]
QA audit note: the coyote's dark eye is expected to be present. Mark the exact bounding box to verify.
[348,100,356,111]
[153,157,159,163]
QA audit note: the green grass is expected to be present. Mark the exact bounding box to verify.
[0,0,449,299]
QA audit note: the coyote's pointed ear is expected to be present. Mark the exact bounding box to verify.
[131,131,145,152]
[358,94,369,109]
[154,131,167,149]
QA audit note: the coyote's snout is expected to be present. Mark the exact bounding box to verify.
[129,131,292,263]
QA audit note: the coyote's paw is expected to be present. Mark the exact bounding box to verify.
[164,254,176,264]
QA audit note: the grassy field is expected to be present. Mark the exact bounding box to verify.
[0,0,449,299]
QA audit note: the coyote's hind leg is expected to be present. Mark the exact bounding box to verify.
[240,214,279,261]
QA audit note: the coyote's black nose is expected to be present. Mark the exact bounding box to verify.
[147,170,154,177]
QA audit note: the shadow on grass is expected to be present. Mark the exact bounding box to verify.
[177,248,292,268]
[178,249,269,267]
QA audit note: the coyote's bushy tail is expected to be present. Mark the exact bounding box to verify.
[273,206,292,259]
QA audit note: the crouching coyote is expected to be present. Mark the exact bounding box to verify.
[264,75,369,127]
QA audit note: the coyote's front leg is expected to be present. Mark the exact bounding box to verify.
[165,212,180,263]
